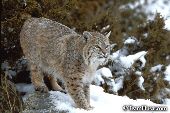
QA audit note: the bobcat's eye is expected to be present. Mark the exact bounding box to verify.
[105,45,110,49]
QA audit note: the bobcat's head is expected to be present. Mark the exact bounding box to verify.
[82,31,112,67]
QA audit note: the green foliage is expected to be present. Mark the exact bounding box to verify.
[128,14,169,67]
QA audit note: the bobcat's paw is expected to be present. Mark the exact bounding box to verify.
[35,85,49,93]
[59,90,67,94]
[87,106,94,110]
[80,104,94,110]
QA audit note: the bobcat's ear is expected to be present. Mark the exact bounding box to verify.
[83,31,93,42]
[105,31,111,39]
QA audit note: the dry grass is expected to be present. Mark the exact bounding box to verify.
[0,73,23,113]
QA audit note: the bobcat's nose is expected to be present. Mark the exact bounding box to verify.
[101,48,107,56]
[104,53,109,58]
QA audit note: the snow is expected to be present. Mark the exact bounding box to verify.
[150,64,163,73]
[1,61,16,79]
[135,71,144,90]
[94,67,112,85]
[112,76,124,93]
[93,67,124,93]
[164,99,170,105]
[137,76,145,90]
[16,83,35,93]
[166,55,170,60]
[124,37,136,45]
[118,51,147,69]
[16,83,35,101]
[1,58,29,79]
[50,85,169,113]
[109,50,147,91]
[164,65,170,82]
[165,19,170,30]
[110,50,147,92]
[110,50,123,60]
[135,71,142,76]
[143,33,148,38]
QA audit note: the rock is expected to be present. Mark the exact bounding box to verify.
[23,92,69,113]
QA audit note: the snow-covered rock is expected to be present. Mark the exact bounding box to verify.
[23,85,169,113]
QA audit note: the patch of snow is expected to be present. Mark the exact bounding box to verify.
[138,76,145,90]
[135,71,142,76]
[138,55,146,68]
[163,89,170,105]
[143,33,148,38]
[50,85,169,113]
[16,83,35,101]
[166,55,170,60]
[110,51,147,77]
[16,83,35,93]
[110,51,119,60]
[112,76,124,93]
[164,99,170,105]
[1,58,29,79]
[111,49,128,59]
[1,61,10,70]
[124,37,136,45]
[150,64,163,73]
[1,61,16,78]
[165,19,170,31]
[94,67,112,85]
[164,65,170,82]
[119,51,147,69]
[110,49,128,62]
[119,0,144,10]
[135,71,145,90]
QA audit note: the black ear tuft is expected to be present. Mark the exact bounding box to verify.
[83,31,92,42]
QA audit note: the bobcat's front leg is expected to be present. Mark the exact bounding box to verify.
[84,83,90,104]
[65,76,90,110]
[30,64,48,92]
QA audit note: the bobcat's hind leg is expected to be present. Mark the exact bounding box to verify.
[30,64,49,92]
[49,76,66,93]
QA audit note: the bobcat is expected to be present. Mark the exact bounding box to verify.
[20,17,112,110]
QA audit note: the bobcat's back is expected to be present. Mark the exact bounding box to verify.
[20,17,79,73]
